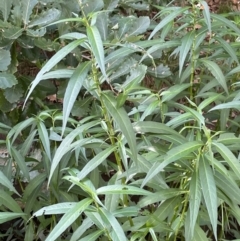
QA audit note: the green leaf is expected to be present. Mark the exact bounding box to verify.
[0,212,26,224]
[102,92,138,165]
[2,27,23,39]
[188,171,202,241]
[212,141,240,178]
[49,120,100,184]
[173,102,205,126]
[211,13,240,35]
[148,7,188,39]
[38,121,51,161]
[45,198,93,241]
[0,49,11,71]
[192,223,209,241]
[200,0,211,34]
[0,73,18,88]
[215,171,240,204]
[62,61,91,135]
[0,0,12,21]
[179,31,195,76]
[200,59,228,94]
[24,38,86,107]
[32,202,78,216]
[138,188,185,208]
[99,207,127,241]
[141,141,203,187]
[209,101,240,111]
[78,230,104,241]
[4,86,24,103]
[199,155,217,240]
[70,217,94,241]
[97,184,152,195]
[77,146,117,181]
[23,173,47,202]
[130,16,150,36]
[28,8,61,27]
[0,190,23,213]
[215,37,239,64]
[160,83,190,102]
[21,0,38,26]
[133,121,186,141]
[87,25,107,80]
[11,146,30,181]
[0,170,20,195]
[96,12,108,41]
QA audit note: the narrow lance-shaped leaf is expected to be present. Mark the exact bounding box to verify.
[87,25,107,80]
[200,0,211,34]
[62,61,91,135]
[209,101,240,111]
[77,146,117,180]
[45,198,93,241]
[179,31,195,76]
[99,207,127,241]
[0,212,26,224]
[48,120,100,185]
[148,7,189,39]
[38,121,51,161]
[212,141,240,178]
[215,37,239,64]
[199,155,217,240]
[188,171,202,241]
[102,92,138,165]
[24,38,86,107]
[141,141,203,187]
[201,59,228,94]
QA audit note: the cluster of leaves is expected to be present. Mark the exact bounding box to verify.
[1,0,240,240]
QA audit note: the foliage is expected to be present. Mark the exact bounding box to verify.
[1,0,240,240]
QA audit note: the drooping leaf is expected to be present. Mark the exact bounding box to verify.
[179,31,195,76]
[24,38,86,107]
[148,7,188,39]
[48,120,100,184]
[102,92,138,165]
[62,61,91,135]
[0,73,17,89]
[87,25,107,80]
[0,190,23,213]
[96,12,108,41]
[0,212,26,224]
[37,121,51,161]
[199,155,217,240]
[141,141,203,187]
[211,13,240,35]
[212,141,240,178]
[209,101,240,111]
[188,171,202,241]
[99,207,127,241]
[0,170,20,195]
[77,146,117,181]
[160,84,190,102]
[215,37,239,64]
[200,0,211,34]
[45,198,93,241]
[201,59,228,94]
